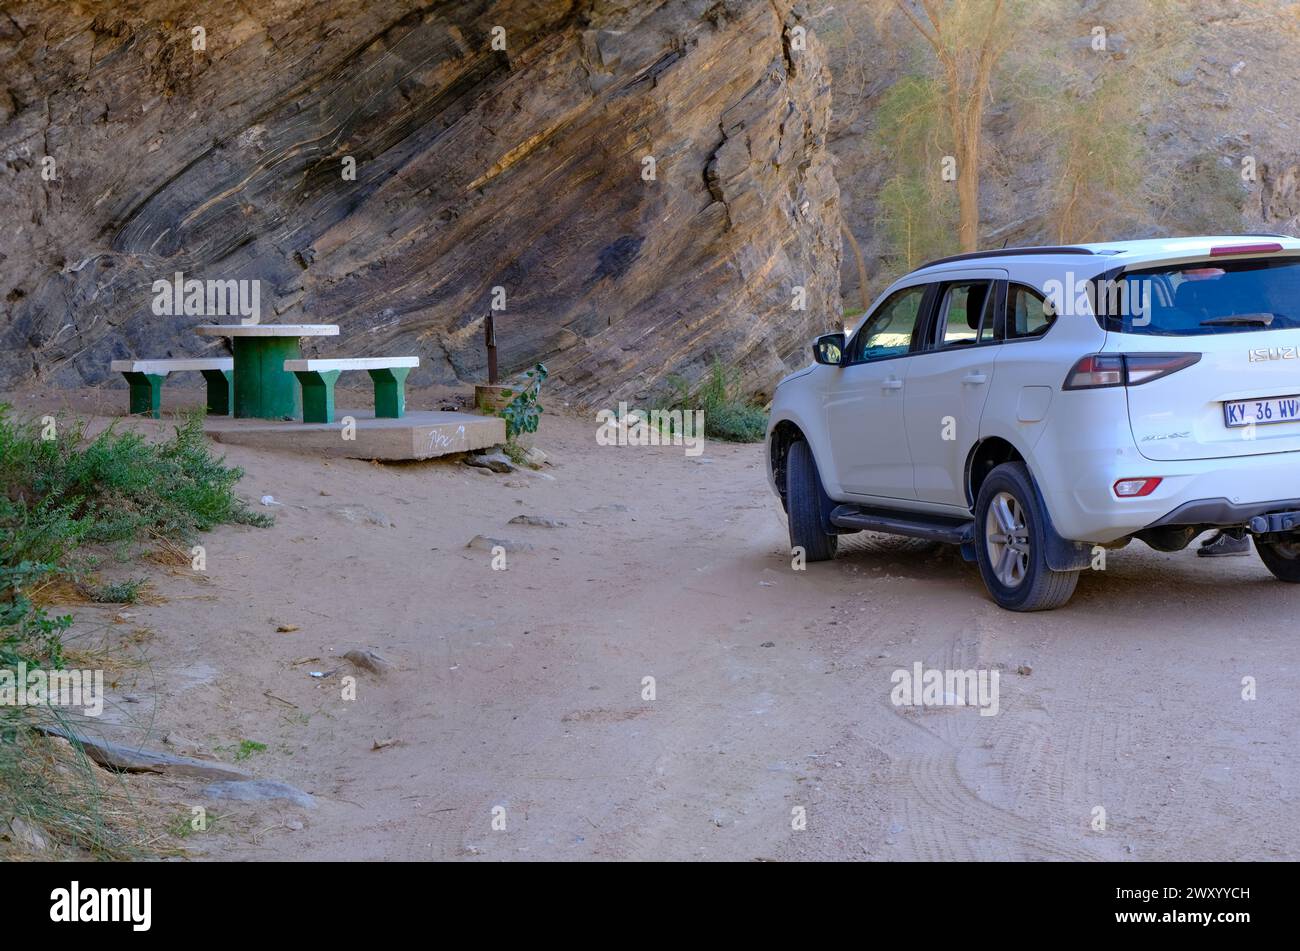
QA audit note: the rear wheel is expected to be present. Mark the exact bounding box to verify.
[974,462,1079,611]
[785,440,837,562]
[1256,538,1300,582]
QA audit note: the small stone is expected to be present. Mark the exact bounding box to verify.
[503,480,528,488]
[467,535,533,553]
[508,515,566,528]
[1016,664,1033,676]
[276,623,300,633]
[523,446,548,466]
[760,641,775,648]
[344,649,392,675]
[163,732,208,756]
[202,780,316,808]
[465,451,516,474]
[4,817,50,852]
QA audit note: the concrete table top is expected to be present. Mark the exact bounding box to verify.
[195,324,339,337]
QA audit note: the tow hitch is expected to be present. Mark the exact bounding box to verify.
[1248,510,1300,534]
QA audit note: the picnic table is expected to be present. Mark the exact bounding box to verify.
[195,324,338,419]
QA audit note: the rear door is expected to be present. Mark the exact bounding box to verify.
[903,269,1006,507]
[1106,255,1300,461]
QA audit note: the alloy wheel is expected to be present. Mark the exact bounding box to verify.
[985,491,1030,588]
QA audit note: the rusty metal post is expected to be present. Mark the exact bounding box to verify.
[485,311,498,385]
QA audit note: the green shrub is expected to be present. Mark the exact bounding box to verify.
[0,404,270,667]
[665,359,769,443]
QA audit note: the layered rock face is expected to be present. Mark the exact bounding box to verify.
[0,0,840,406]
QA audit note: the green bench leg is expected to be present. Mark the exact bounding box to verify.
[122,372,166,419]
[293,370,340,424]
[369,367,411,419]
[201,369,234,416]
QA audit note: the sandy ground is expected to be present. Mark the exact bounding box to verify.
[5,387,1298,861]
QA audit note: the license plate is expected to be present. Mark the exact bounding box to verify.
[1224,395,1300,428]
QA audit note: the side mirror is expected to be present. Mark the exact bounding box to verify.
[812,332,846,366]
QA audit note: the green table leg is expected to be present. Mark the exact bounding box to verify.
[369,367,411,418]
[201,369,234,416]
[122,371,167,419]
[293,370,340,424]
[233,337,302,420]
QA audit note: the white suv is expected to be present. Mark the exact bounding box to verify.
[766,236,1300,611]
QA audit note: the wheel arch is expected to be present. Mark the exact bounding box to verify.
[967,435,1093,572]
[964,435,1029,509]
[768,414,839,509]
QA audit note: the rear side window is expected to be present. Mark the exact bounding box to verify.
[1105,257,1300,336]
[1005,284,1054,339]
[933,281,994,347]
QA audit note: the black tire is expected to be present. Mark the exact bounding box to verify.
[1256,538,1300,582]
[785,440,837,562]
[973,462,1079,611]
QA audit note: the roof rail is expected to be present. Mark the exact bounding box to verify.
[912,246,1095,272]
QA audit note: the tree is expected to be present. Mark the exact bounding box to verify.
[887,0,1012,251]
[1041,0,1191,243]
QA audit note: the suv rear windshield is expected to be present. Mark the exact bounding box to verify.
[1101,257,1300,336]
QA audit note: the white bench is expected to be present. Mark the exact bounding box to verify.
[283,357,419,423]
[111,358,235,418]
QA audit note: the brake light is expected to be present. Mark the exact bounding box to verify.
[1114,478,1162,498]
[1210,242,1282,256]
[1063,354,1125,389]
[1063,353,1201,390]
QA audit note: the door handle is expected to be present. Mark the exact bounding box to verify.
[961,372,988,385]
[881,377,904,391]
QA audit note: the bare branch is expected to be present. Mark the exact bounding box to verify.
[892,0,942,54]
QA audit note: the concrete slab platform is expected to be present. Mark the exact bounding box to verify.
[204,410,505,460]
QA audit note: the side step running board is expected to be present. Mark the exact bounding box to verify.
[829,504,975,546]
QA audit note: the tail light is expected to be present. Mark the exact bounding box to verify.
[1063,353,1201,390]
[1114,477,1162,498]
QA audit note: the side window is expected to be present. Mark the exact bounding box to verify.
[933,281,993,348]
[1006,283,1054,339]
[848,285,926,363]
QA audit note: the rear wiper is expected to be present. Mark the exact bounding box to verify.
[1200,313,1276,327]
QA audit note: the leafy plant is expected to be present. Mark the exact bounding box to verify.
[232,740,267,761]
[664,359,769,443]
[87,579,146,604]
[498,363,548,441]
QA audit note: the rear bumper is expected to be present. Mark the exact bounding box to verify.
[1145,497,1300,530]
[1038,443,1300,543]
